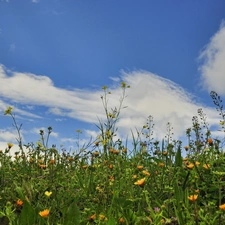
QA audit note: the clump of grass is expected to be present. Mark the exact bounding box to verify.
[1,84,225,225]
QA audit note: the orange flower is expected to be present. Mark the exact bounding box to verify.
[133,175,137,179]
[113,149,120,155]
[158,163,165,167]
[109,176,114,181]
[195,161,200,166]
[109,164,113,169]
[122,148,127,153]
[203,164,210,169]
[93,151,99,157]
[49,159,55,164]
[208,138,213,146]
[39,209,50,217]
[219,204,225,210]
[39,164,47,169]
[184,146,189,151]
[82,165,88,169]
[89,214,96,222]
[142,170,150,176]
[162,151,168,156]
[187,163,194,169]
[137,165,143,170]
[188,195,198,202]
[119,217,125,224]
[16,199,23,206]
[134,178,145,187]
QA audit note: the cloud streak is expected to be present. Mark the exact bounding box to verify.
[0,64,221,144]
[198,20,225,96]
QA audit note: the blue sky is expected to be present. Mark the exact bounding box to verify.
[0,0,225,153]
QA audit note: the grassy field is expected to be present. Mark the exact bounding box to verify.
[1,83,225,225]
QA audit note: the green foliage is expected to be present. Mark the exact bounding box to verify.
[1,86,225,224]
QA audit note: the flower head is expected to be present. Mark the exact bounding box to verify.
[187,163,194,169]
[4,106,13,115]
[7,143,13,149]
[188,195,198,202]
[219,204,225,210]
[16,199,23,206]
[134,178,145,187]
[45,191,52,197]
[39,209,50,217]
[203,164,210,169]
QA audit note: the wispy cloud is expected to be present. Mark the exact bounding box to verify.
[9,43,16,52]
[32,0,39,3]
[0,64,221,143]
[198,20,225,96]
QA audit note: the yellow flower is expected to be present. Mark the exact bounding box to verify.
[203,164,210,169]
[219,204,225,210]
[134,178,145,187]
[4,106,13,115]
[195,161,200,166]
[102,86,107,90]
[162,151,168,156]
[133,175,137,179]
[121,81,126,88]
[45,191,52,197]
[7,143,13,149]
[208,138,213,146]
[39,209,50,217]
[188,195,198,202]
[220,121,225,125]
[16,199,23,206]
[187,163,194,169]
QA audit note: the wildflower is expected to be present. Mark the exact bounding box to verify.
[45,191,52,197]
[195,161,200,166]
[102,86,107,90]
[133,175,137,179]
[158,163,165,167]
[89,214,96,222]
[67,157,73,161]
[94,141,99,146]
[137,165,143,170]
[134,178,145,187]
[99,214,107,221]
[188,195,198,202]
[203,164,210,169]
[220,121,225,126]
[109,164,113,169]
[195,189,199,193]
[16,199,23,206]
[93,151,99,157]
[142,170,150,177]
[39,164,47,169]
[4,106,13,115]
[39,209,50,217]
[162,151,168,156]
[122,148,127,153]
[208,138,213,146]
[49,159,55,164]
[219,204,225,210]
[113,149,120,155]
[82,165,88,169]
[184,146,189,151]
[109,176,114,181]
[7,143,13,149]
[187,163,194,169]
[119,217,125,224]
[121,81,126,88]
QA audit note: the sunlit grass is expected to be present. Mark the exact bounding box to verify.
[1,84,225,224]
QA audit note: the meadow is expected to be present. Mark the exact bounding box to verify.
[1,82,225,225]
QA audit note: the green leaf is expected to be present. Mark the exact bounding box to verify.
[19,201,36,225]
[63,201,80,225]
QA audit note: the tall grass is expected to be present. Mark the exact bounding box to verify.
[1,83,225,225]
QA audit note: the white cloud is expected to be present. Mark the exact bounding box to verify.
[198,20,225,96]
[32,0,39,3]
[0,64,222,144]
